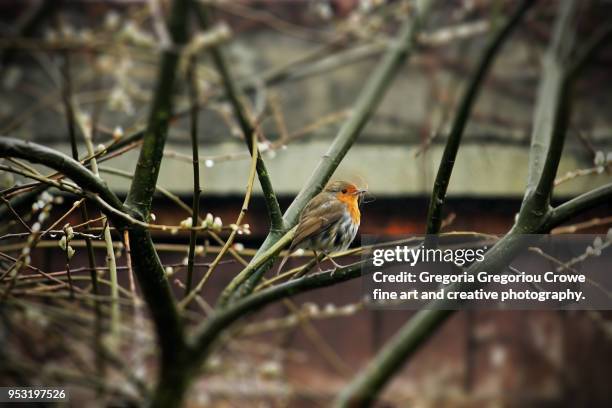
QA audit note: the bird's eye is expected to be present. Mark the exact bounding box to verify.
[341,189,347,194]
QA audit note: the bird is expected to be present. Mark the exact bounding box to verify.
[277,180,367,274]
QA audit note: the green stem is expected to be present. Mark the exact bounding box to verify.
[76,106,122,343]
[520,0,576,219]
[216,227,296,306]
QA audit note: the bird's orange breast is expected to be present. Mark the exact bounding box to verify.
[336,193,361,224]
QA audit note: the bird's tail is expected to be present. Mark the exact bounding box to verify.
[276,247,293,275]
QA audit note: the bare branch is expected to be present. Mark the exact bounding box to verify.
[546,183,612,230]
[426,0,535,235]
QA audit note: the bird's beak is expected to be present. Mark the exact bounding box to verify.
[357,189,375,204]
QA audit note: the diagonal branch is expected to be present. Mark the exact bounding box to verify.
[280,0,433,228]
[545,183,612,229]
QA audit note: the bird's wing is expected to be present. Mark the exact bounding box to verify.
[290,193,345,250]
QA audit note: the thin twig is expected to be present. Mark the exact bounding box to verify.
[192,2,285,233]
[551,215,612,235]
[185,55,201,296]
[179,129,259,309]
[0,195,32,232]
[75,106,121,341]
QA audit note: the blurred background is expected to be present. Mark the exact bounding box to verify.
[1,0,612,406]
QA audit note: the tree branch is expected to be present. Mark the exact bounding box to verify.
[124,0,190,219]
[216,226,297,305]
[191,2,285,233]
[191,261,364,362]
[425,0,535,235]
[0,137,123,211]
[127,228,189,405]
[546,183,612,229]
[280,0,433,228]
[520,0,576,223]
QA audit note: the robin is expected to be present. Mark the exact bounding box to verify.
[278,180,367,274]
